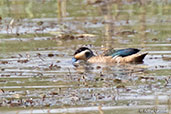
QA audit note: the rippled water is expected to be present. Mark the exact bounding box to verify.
[0,0,171,114]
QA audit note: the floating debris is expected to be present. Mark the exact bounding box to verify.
[17,59,29,63]
[162,56,171,61]
[48,53,54,57]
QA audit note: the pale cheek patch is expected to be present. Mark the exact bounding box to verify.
[74,50,88,60]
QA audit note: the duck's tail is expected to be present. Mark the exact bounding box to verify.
[114,52,148,63]
[133,53,148,62]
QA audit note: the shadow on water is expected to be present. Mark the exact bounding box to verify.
[0,0,171,113]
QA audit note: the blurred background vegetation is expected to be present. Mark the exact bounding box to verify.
[0,0,170,52]
[0,0,170,18]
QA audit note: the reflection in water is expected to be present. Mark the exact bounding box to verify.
[6,0,11,17]
[57,0,67,21]
[26,1,34,18]
[101,3,114,49]
[139,1,147,48]
[98,1,122,50]
[74,61,148,79]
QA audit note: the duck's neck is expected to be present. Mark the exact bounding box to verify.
[86,53,95,60]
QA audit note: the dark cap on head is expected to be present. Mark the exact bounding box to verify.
[74,47,92,55]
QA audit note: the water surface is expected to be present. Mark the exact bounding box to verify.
[0,0,171,114]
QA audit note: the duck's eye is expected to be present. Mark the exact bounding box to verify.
[85,51,91,58]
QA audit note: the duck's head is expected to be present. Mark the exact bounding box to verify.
[72,47,94,63]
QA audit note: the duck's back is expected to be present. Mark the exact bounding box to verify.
[88,48,147,63]
[87,56,113,63]
[104,48,140,57]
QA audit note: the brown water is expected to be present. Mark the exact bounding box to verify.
[0,0,171,114]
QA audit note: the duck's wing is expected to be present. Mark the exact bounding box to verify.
[104,48,140,57]
[111,48,140,57]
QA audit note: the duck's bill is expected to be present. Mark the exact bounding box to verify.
[72,57,78,63]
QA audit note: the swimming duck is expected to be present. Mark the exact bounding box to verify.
[72,47,148,64]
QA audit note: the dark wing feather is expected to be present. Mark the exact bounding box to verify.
[111,48,140,57]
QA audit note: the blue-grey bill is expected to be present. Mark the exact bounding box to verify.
[72,58,77,63]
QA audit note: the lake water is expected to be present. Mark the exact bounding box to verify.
[0,0,171,114]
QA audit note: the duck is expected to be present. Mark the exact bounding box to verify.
[72,47,148,64]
